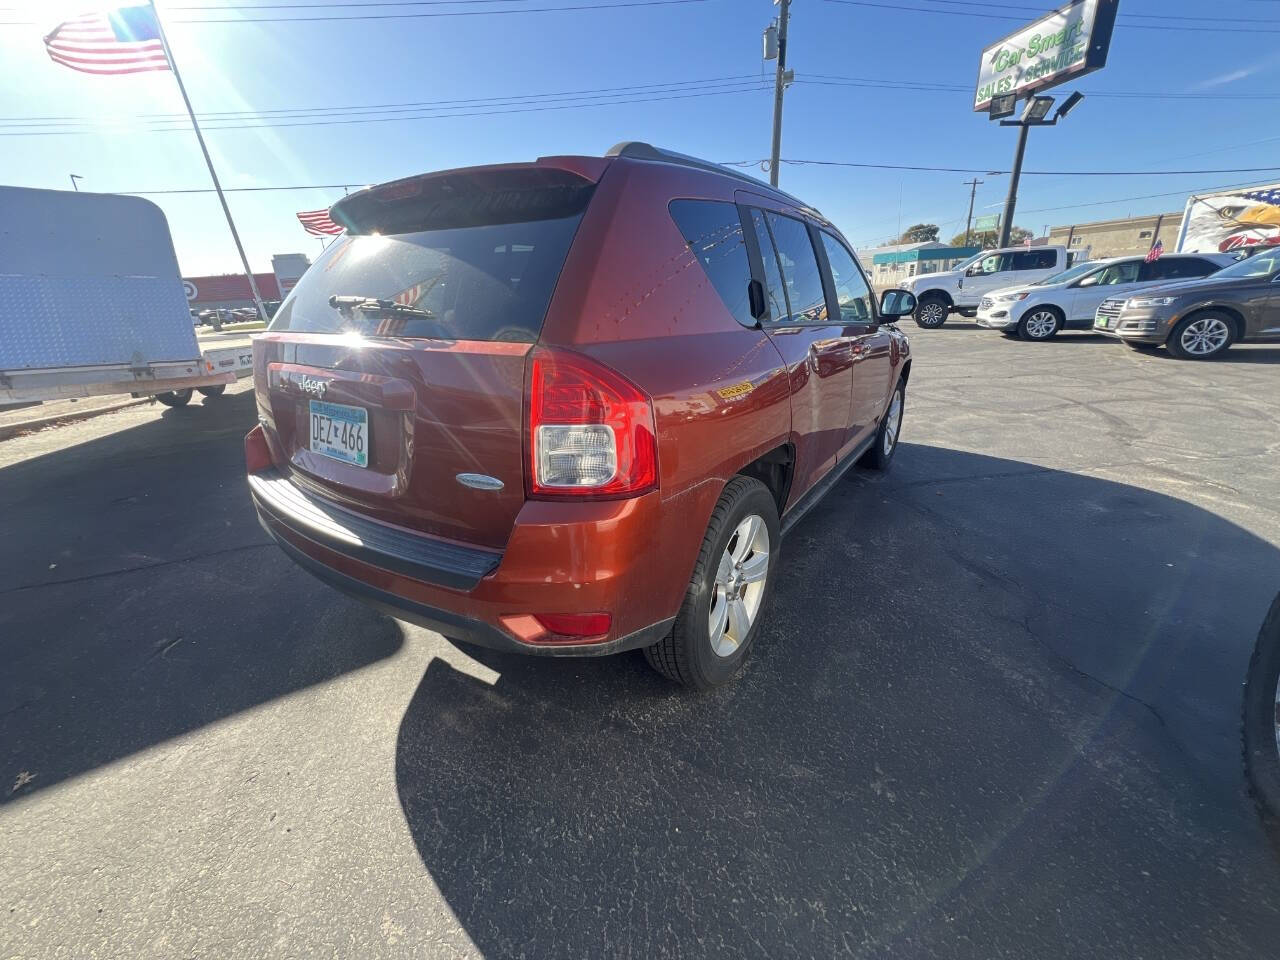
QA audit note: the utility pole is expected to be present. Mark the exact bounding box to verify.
[962,177,983,246]
[768,0,791,188]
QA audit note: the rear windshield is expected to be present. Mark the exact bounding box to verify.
[269,214,585,342]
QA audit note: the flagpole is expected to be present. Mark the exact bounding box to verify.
[148,1,268,323]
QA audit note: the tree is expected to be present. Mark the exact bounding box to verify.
[949,226,1033,248]
[898,223,939,243]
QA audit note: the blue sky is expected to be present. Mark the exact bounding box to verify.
[2,0,1279,274]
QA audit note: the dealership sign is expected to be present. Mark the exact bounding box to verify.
[974,0,1119,112]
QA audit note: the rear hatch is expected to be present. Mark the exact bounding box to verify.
[256,163,600,550]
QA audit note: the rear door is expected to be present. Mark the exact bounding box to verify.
[744,206,852,499]
[256,167,595,550]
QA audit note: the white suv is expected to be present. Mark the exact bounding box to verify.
[975,253,1235,340]
[901,246,1066,328]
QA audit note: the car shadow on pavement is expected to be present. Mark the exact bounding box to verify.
[395,443,1280,958]
[0,390,404,804]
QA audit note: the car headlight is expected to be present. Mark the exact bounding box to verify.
[1126,296,1177,308]
[995,292,1031,302]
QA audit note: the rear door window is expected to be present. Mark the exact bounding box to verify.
[1141,257,1220,282]
[1012,250,1057,270]
[668,200,753,327]
[270,213,585,342]
[762,212,829,324]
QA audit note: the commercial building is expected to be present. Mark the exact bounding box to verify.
[183,252,312,312]
[857,241,980,289]
[1045,211,1182,261]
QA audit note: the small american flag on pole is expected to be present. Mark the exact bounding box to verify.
[1145,239,1164,263]
[43,6,169,76]
[297,208,343,236]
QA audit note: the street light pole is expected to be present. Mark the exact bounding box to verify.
[998,123,1029,248]
[768,0,791,188]
[962,177,983,246]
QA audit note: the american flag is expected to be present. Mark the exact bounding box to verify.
[1242,187,1280,207]
[43,6,169,76]
[1145,239,1164,263]
[297,208,343,236]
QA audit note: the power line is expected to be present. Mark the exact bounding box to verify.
[171,0,708,23]
[0,75,763,125]
[822,0,1280,33]
[0,84,771,136]
[896,0,1280,25]
[753,159,1280,177]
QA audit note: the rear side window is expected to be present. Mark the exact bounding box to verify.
[1142,257,1219,281]
[668,200,753,327]
[270,214,584,342]
[1012,250,1057,270]
[762,212,829,324]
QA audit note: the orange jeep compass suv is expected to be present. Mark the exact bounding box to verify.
[246,143,915,687]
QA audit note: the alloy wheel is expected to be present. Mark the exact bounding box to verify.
[883,389,903,456]
[918,302,945,327]
[1024,310,1059,339]
[708,514,770,658]
[1180,316,1230,356]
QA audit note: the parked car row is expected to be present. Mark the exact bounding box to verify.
[908,244,1278,360]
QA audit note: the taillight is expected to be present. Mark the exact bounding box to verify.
[527,347,657,499]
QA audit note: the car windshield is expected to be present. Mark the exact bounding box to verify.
[1036,261,1098,285]
[1210,249,1280,279]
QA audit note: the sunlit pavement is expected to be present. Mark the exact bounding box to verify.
[3,334,1280,958]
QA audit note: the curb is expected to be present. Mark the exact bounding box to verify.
[0,396,153,442]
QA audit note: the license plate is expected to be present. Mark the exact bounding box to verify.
[1096,318,1111,329]
[309,400,368,468]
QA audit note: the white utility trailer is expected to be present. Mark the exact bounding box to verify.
[0,185,252,410]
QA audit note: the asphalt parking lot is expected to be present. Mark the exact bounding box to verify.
[3,328,1280,958]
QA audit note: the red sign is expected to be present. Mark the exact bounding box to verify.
[183,273,281,304]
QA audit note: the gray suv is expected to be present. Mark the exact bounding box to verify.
[1094,249,1280,359]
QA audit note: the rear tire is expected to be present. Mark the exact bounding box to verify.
[197,384,226,398]
[1167,311,1235,360]
[156,388,193,407]
[914,295,949,329]
[644,476,780,689]
[860,379,904,471]
[1243,593,1280,844]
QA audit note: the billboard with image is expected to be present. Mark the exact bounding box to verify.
[1176,185,1280,254]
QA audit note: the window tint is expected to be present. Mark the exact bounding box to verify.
[748,209,789,322]
[1011,249,1057,270]
[763,212,829,323]
[270,213,583,342]
[1095,261,1141,285]
[668,200,753,327]
[820,232,873,323]
[1142,257,1219,281]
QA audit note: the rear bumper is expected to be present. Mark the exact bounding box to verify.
[250,467,678,657]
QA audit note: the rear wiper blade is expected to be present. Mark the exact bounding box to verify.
[328,295,435,318]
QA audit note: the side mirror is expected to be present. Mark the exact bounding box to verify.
[1075,274,1099,288]
[879,289,916,320]
[747,278,767,322]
